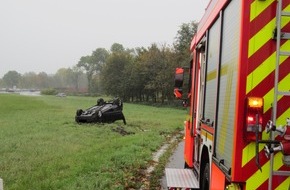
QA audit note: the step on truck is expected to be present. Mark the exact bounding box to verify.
[166,0,290,189]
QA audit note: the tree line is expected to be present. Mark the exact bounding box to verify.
[0,68,88,93]
[0,22,197,103]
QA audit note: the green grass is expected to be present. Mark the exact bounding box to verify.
[0,94,186,190]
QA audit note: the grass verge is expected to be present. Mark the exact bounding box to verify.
[0,94,186,189]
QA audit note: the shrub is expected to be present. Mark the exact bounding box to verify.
[41,88,57,95]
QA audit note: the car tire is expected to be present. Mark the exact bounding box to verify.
[76,109,83,116]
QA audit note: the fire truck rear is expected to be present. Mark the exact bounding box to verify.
[166,0,290,189]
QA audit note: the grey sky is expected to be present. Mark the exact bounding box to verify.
[0,0,209,77]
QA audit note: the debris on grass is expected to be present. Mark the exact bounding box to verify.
[111,126,135,136]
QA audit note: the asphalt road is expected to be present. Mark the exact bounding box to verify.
[160,140,185,189]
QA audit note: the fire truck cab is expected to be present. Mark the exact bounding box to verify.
[166,0,290,189]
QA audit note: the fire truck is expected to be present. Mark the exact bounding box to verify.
[166,0,290,189]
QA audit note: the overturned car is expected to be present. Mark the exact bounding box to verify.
[75,98,126,125]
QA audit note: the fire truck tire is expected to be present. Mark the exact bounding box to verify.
[184,162,190,169]
[201,162,210,190]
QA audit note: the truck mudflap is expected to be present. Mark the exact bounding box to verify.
[165,168,199,189]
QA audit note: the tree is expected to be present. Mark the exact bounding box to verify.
[74,21,198,103]
[36,72,49,89]
[110,43,125,53]
[156,45,177,102]
[71,66,86,92]
[77,55,95,93]
[77,48,108,94]
[101,44,133,100]
[54,68,69,88]
[0,78,4,88]
[2,71,21,88]
[19,72,37,89]
[91,48,109,71]
[140,44,177,103]
[174,21,198,66]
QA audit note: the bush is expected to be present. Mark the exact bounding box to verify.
[41,88,57,95]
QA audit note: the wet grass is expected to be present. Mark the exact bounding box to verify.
[0,94,186,189]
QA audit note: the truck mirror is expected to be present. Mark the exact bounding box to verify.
[174,68,184,88]
[174,68,184,99]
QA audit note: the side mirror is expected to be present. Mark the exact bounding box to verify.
[174,68,184,99]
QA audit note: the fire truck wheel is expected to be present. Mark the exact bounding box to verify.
[201,162,209,190]
[184,162,190,169]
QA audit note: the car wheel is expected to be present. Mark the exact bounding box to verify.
[76,109,83,116]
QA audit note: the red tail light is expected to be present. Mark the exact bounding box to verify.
[245,97,263,141]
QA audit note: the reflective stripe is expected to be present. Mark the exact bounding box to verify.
[275,176,290,190]
[248,17,275,58]
[243,0,290,189]
[277,107,290,127]
[263,74,290,112]
[247,40,290,94]
[242,141,265,168]
[242,142,256,167]
[250,0,274,22]
[246,153,284,190]
[248,4,290,58]
[206,69,217,82]
[201,129,213,141]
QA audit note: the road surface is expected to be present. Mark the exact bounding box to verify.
[160,140,185,189]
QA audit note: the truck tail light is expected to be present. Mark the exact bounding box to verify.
[245,97,263,141]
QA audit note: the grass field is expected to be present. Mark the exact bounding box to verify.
[0,94,186,190]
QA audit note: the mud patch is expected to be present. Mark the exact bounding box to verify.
[111,126,135,136]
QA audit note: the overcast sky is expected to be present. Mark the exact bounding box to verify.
[0,0,209,77]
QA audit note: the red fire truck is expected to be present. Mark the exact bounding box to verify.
[166,0,290,189]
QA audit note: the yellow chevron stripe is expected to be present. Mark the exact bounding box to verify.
[250,0,274,22]
[263,74,290,112]
[248,18,275,58]
[246,40,290,94]
[248,4,290,58]
[242,142,262,167]
[242,130,270,167]
[246,152,284,190]
[276,107,290,130]
[275,176,290,190]
[243,1,290,188]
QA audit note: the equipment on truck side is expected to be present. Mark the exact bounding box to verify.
[264,118,290,166]
[75,97,126,125]
[165,0,290,189]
